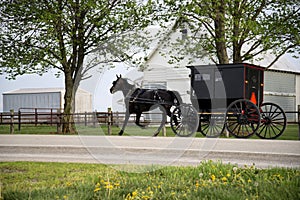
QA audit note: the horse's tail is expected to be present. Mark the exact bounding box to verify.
[169,90,182,106]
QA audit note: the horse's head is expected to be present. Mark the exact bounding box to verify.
[110,74,124,94]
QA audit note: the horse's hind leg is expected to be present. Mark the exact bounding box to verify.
[135,112,146,128]
[167,106,179,126]
[119,111,130,135]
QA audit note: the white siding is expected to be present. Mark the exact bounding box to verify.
[143,28,204,104]
[264,71,295,93]
[264,71,296,122]
[296,75,300,110]
[3,92,61,112]
[75,89,93,113]
[3,88,92,113]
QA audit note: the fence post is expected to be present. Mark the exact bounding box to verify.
[116,111,119,127]
[162,125,166,136]
[18,110,21,131]
[108,107,112,135]
[84,112,87,126]
[57,109,62,133]
[10,109,14,134]
[35,108,38,126]
[50,109,53,126]
[298,105,300,140]
[93,111,96,127]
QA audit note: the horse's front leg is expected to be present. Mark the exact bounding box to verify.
[119,111,130,135]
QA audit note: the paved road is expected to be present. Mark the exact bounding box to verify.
[0,135,299,169]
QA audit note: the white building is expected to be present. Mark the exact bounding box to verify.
[2,88,92,113]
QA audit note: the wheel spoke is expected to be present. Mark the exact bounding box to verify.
[257,103,286,139]
[258,123,267,137]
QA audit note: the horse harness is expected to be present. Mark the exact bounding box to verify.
[129,88,164,104]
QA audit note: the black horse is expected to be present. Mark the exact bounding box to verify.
[110,75,182,136]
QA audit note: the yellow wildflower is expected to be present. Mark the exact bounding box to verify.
[132,190,138,197]
[65,182,72,187]
[211,174,216,182]
[221,177,227,182]
[105,184,113,190]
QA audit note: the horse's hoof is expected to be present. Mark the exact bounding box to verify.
[118,130,124,136]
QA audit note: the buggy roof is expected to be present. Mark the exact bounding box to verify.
[187,63,265,71]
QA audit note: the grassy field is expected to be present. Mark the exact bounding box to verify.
[0,161,299,200]
[0,123,299,140]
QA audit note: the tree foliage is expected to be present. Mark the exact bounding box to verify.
[161,0,300,67]
[0,0,155,133]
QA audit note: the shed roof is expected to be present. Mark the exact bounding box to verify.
[3,88,91,95]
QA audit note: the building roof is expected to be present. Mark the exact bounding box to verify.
[3,88,91,95]
[255,54,300,74]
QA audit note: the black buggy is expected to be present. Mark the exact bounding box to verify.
[170,63,287,139]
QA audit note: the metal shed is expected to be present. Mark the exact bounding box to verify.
[2,88,92,113]
[264,69,299,122]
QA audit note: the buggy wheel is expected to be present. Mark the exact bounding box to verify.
[256,102,287,139]
[170,104,198,137]
[199,113,225,138]
[225,99,260,138]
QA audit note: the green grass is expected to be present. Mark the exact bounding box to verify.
[0,161,299,200]
[0,124,58,135]
[0,123,299,140]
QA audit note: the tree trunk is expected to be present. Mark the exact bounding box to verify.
[214,0,229,64]
[62,69,76,134]
[232,0,243,63]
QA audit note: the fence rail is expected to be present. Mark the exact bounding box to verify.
[0,109,163,135]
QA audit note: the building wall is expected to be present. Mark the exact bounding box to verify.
[3,92,62,112]
[264,71,297,121]
[142,29,198,104]
[296,75,300,111]
[3,88,93,113]
[74,89,93,113]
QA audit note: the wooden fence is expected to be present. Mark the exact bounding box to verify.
[1,107,300,139]
[0,108,164,135]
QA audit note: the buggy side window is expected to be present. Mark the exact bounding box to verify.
[195,73,210,81]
